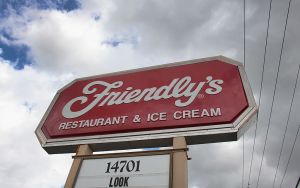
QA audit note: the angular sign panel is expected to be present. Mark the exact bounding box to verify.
[36,56,258,153]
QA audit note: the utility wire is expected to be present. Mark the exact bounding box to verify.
[272,65,300,188]
[255,0,293,187]
[295,177,300,188]
[247,0,273,187]
[243,0,246,69]
[243,136,245,188]
[242,0,246,187]
[279,125,300,188]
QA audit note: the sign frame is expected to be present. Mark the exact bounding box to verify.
[35,56,258,154]
[73,150,173,188]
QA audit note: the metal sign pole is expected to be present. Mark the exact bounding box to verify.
[65,145,93,188]
[172,137,188,188]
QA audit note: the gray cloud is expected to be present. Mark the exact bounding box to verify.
[0,0,299,187]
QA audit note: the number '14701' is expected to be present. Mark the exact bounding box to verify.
[105,160,140,173]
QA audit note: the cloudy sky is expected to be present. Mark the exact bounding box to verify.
[0,0,299,188]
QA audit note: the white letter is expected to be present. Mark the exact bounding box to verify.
[59,123,66,130]
[153,78,179,100]
[205,77,223,94]
[210,108,221,116]
[62,81,122,118]
[175,81,205,107]
[173,111,182,120]
[172,77,191,97]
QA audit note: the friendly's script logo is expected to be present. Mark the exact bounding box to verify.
[62,76,224,118]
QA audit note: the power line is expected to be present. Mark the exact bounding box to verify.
[242,0,246,187]
[247,0,273,187]
[279,125,300,188]
[272,65,300,188]
[295,177,300,188]
[255,0,293,187]
[243,136,245,188]
[243,0,246,69]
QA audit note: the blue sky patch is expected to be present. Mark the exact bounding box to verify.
[102,39,124,47]
[1,28,16,41]
[0,0,80,18]
[143,148,160,151]
[23,101,35,112]
[102,34,139,47]
[0,41,31,70]
[93,14,101,21]
[0,0,81,69]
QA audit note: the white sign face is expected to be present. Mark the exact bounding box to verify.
[74,154,170,188]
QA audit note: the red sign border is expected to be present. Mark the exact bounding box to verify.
[35,56,258,154]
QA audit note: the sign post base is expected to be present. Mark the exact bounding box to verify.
[172,137,188,188]
[65,145,93,188]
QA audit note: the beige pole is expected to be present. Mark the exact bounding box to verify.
[172,137,188,188]
[64,145,93,188]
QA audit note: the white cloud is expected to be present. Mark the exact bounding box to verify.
[0,59,75,188]
[1,0,246,76]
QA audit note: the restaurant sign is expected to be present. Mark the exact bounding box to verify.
[35,56,257,154]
